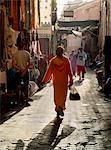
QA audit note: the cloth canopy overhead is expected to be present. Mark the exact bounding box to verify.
[72,25,98,37]
[81,26,98,32]
[72,30,82,37]
[58,20,99,28]
[57,25,98,37]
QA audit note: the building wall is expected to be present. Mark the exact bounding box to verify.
[38,0,53,55]
[106,0,111,35]
[99,0,111,49]
[25,0,30,29]
[0,3,5,59]
[34,0,40,28]
[40,0,52,25]
[67,34,81,54]
[98,0,106,49]
[109,1,111,35]
[39,38,49,55]
[11,0,19,30]
[20,0,25,22]
[99,0,111,79]
[30,0,35,29]
[73,0,100,21]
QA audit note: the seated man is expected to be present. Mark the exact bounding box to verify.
[95,50,104,63]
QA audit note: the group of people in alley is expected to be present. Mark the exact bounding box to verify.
[6,21,47,107]
[42,47,105,118]
[7,21,88,117]
[7,23,87,117]
[42,46,87,118]
[69,48,87,81]
[7,20,105,119]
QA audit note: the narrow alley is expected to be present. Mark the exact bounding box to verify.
[0,70,111,150]
[0,0,111,150]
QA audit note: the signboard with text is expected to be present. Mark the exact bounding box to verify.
[64,11,74,17]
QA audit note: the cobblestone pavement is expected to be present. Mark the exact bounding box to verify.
[0,70,111,150]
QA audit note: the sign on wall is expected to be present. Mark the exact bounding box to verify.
[64,11,74,17]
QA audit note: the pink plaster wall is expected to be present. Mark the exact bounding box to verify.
[73,0,100,21]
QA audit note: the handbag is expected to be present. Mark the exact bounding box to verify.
[69,86,80,100]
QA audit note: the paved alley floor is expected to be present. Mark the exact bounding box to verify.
[0,70,111,150]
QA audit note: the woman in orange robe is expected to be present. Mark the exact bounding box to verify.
[42,46,73,117]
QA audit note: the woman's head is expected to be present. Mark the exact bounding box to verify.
[16,34,25,50]
[56,46,64,57]
[78,47,83,52]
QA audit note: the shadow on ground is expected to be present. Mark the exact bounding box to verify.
[74,80,83,86]
[14,117,76,150]
[0,94,43,124]
[14,139,25,150]
[32,95,43,101]
[0,106,25,125]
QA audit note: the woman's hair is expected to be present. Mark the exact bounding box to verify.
[56,46,64,57]
[78,47,83,51]
[16,34,25,49]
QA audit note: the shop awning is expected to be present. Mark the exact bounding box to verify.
[58,20,99,28]
[57,29,72,34]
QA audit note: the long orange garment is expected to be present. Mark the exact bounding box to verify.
[42,56,73,111]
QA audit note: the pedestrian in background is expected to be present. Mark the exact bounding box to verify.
[17,21,30,52]
[95,49,104,63]
[69,50,77,77]
[42,46,73,117]
[37,54,48,88]
[76,48,87,81]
